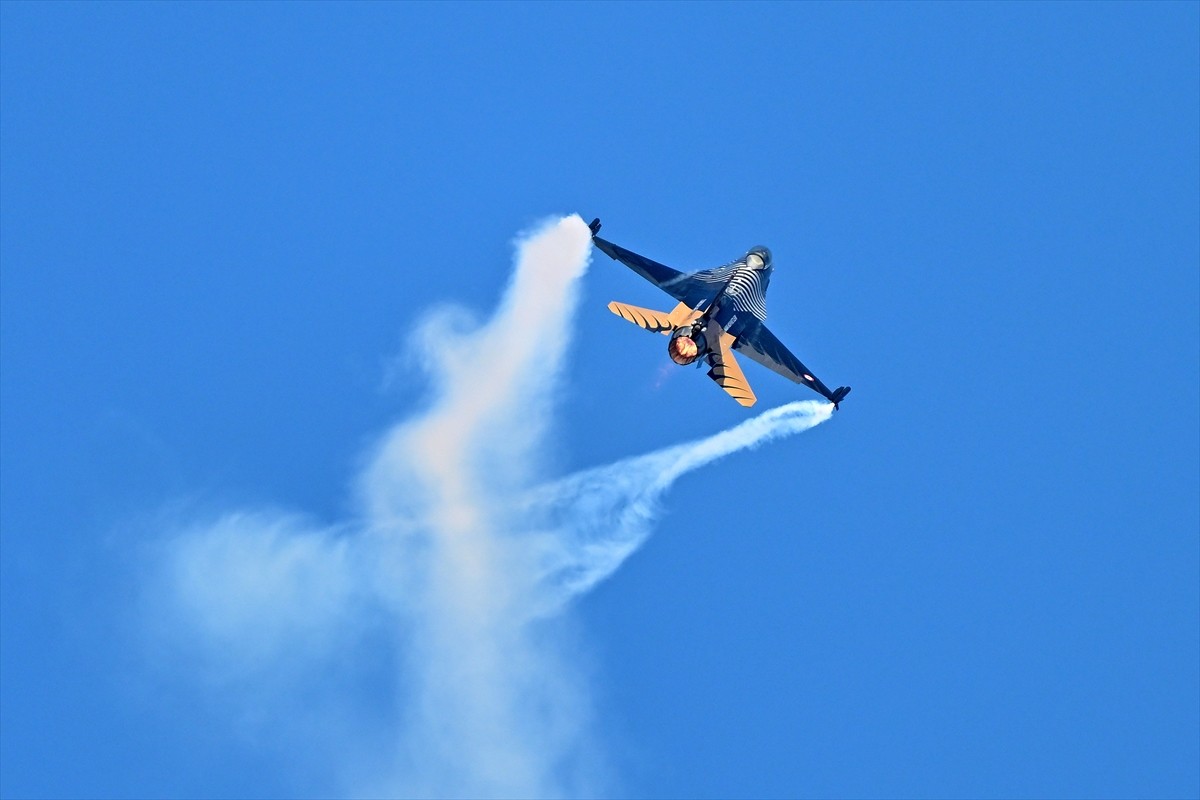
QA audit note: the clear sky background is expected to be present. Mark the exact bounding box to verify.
[2,2,1198,799]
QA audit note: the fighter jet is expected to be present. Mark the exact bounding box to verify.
[588,218,851,409]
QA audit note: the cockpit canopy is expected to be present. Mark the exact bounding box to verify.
[745,246,773,270]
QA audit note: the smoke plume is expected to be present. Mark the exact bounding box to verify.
[151,215,834,797]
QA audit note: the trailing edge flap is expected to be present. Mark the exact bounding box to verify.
[608,301,700,334]
[708,329,757,407]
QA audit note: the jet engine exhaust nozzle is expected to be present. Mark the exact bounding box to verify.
[668,327,707,366]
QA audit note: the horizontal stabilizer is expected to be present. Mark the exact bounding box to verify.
[607,301,701,334]
[588,217,602,236]
[607,301,676,333]
[829,385,851,409]
[708,330,757,407]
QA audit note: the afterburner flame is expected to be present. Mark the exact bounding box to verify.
[669,335,700,365]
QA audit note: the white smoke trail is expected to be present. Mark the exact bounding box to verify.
[356,215,597,798]
[527,400,833,615]
[150,215,835,798]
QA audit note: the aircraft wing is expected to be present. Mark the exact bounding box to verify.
[734,319,851,407]
[591,231,717,310]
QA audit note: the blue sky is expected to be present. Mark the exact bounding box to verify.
[2,2,1197,798]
